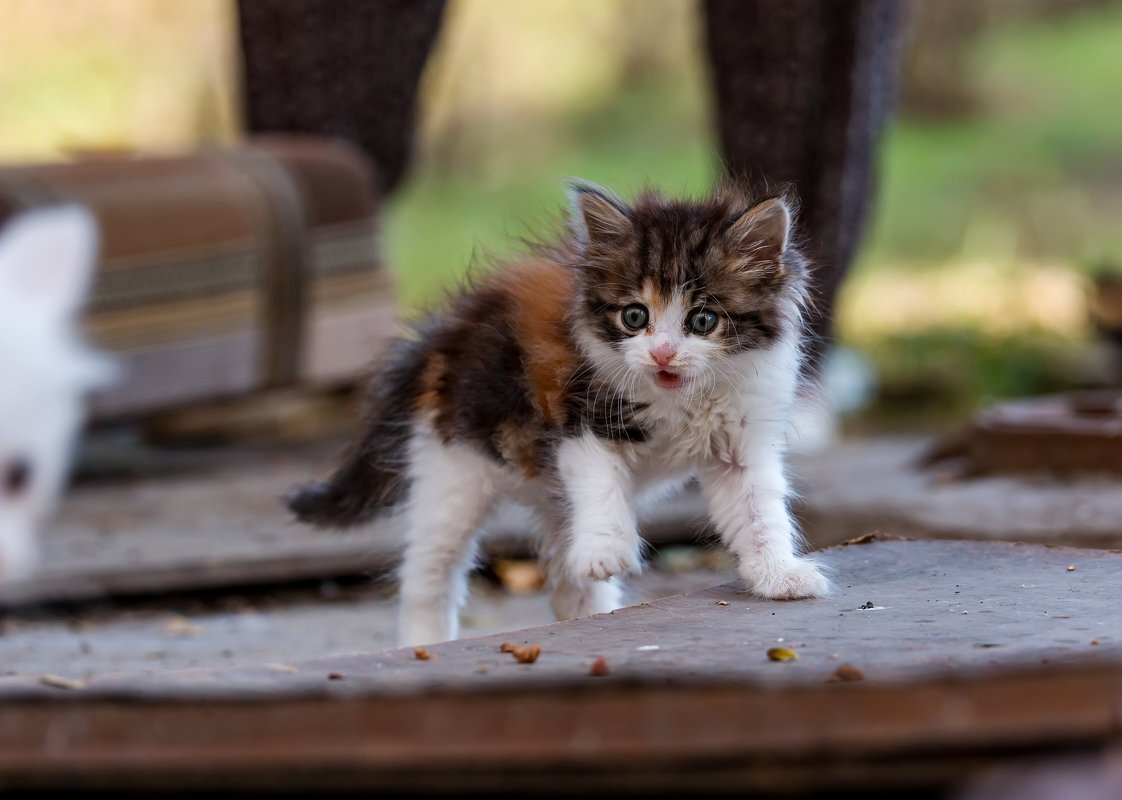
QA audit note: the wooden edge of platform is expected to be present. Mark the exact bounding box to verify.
[0,659,1119,792]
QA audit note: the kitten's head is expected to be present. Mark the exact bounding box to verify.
[0,206,111,582]
[567,180,808,395]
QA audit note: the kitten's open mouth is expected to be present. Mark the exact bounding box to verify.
[654,370,685,389]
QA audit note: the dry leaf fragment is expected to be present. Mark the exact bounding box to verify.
[833,663,864,682]
[589,657,610,676]
[716,600,730,606]
[41,674,85,690]
[767,647,799,662]
[511,644,542,664]
[414,647,432,661]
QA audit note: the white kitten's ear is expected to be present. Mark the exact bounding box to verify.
[566,179,631,250]
[0,205,99,323]
[725,197,791,263]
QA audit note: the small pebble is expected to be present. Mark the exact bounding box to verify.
[716,600,730,606]
[767,647,798,662]
[327,672,344,681]
[1090,639,1100,646]
[414,647,432,661]
[589,657,610,677]
[1067,564,1076,572]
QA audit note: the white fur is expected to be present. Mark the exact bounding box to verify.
[396,304,827,646]
[0,206,112,582]
[393,188,825,645]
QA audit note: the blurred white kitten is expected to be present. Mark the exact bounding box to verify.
[0,206,112,582]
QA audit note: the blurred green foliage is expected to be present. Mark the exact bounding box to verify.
[2,0,1120,425]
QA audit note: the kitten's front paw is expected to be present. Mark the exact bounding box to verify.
[567,535,640,581]
[747,558,830,600]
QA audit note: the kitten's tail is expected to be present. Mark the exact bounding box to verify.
[285,339,426,529]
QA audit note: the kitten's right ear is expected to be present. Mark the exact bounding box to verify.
[0,205,99,324]
[566,179,631,250]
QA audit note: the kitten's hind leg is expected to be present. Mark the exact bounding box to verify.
[398,433,501,646]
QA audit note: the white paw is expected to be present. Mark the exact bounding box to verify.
[551,576,624,620]
[567,536,640,581]
[746,558,830,600]
[398,608,455,647]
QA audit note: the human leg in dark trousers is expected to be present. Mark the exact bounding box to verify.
[703,0,907,374]
[236,0,447,195]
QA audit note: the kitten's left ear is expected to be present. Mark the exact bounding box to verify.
[0,205,99,324]
[724,197,791,263]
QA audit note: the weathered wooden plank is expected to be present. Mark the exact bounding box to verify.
[795,438,1122,548]
[0,539,1118,793]
[12,433,1122,610]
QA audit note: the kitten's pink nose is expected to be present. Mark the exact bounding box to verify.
[651,343,677,367]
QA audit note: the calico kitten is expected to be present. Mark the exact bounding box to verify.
[289,181,829,645]
[0,206,112,582]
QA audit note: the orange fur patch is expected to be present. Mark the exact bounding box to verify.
[414,351,448,416]
[507,257,579,428]
[493,421,542,478]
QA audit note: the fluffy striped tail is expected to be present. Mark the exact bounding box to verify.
[286,339,426,529]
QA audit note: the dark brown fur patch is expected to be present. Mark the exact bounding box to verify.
[574,185,806,355]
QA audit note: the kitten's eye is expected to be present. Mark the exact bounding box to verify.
[621,304,649,331]
[3,458,31,497]
[689,309,719,335]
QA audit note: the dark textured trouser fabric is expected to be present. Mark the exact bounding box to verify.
[236,0,447,195]
[704,0,907,366]
[237,0,905,367]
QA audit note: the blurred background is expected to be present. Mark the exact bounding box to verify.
[3,0,1121,429]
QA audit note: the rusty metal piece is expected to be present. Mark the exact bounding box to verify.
[928,392,1122,476]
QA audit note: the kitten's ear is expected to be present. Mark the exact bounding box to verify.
[0,205,99,324]
[725,197,792,263]
[566,179,631,250]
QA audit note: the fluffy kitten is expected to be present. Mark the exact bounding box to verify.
[289,181,829,645]
[0,206,111,582]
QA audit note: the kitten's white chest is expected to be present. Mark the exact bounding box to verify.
[631,395,741,482]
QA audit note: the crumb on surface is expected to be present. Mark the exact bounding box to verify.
[511,644,542,664]
[833,663,864,682]
[40,674,84,690]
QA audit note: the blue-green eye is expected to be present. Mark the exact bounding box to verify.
[621,304,649,330]
[689,309,718,335]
